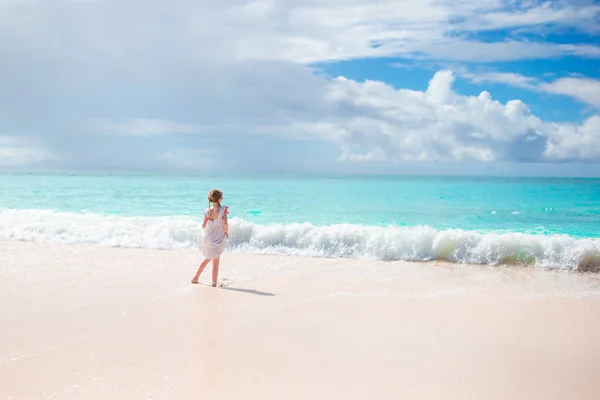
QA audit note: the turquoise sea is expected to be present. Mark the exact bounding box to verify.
[1,172,599,270]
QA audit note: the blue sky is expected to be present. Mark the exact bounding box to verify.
[1,0,600,176]
[320,54,600,122]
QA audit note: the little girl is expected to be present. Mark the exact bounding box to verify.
[191,189,229,287]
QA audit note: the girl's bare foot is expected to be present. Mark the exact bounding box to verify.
[212,281,217,287]
[191,279,199,284]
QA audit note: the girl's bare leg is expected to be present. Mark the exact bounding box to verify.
[211,257,220,287]
[191,259,211,284]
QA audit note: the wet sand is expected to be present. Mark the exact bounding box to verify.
[1,241,600,399]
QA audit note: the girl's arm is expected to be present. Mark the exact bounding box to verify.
[202,210,209,229]
[223,207,229,237]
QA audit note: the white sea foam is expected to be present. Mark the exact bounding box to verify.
[1,209,599,270]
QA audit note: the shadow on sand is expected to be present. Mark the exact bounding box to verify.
[195,282,275,296]
[220,287,276,296]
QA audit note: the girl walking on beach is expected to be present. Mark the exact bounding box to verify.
[191,189,229,287]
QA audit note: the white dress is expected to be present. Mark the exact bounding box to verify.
[199,206,229,259]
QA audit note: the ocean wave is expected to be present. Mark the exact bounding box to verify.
[1,209,599,271]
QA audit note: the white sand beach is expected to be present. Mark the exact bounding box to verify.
[2,241,600,399]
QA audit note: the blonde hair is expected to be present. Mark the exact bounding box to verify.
[207,189,223,209]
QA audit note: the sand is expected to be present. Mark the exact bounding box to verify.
[1,241,600,400]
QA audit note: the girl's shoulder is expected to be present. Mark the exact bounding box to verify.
[203,206,229,216]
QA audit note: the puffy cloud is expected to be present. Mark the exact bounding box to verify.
[544,116,600,160]
[310,71,562,163]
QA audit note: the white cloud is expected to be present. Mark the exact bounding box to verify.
[2,0,598,68]
[259,0,600,63]
[457,69,538,89]
[340,146,388,163]
[159,152,203,168]
[545,116,600,160]
[320,71,600,163]
[158,148,218,168]
[95,119,341,142]
[96,119,204,136]
[458,1,600,34]
[459,69,600,110]
[311,71,550,163]
[415,40,600,63]
[539,78,600,110]
[0,136,59,167]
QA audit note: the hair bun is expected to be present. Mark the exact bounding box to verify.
[208,189,224,204]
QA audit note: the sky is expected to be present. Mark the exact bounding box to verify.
[1,0,600,176]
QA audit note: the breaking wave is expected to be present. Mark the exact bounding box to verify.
[1,209,599,271]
